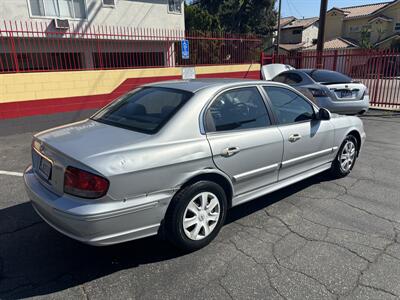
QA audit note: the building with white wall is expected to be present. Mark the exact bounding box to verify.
[0,0,185,71]
[278,17,319,53]
[0,0,184,30]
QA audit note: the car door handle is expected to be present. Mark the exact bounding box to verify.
[221,147,241,157]
[288,134,302,143]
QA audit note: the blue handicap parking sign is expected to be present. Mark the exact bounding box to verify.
[181,40,189,59]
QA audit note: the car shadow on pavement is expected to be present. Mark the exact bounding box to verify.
[0,172,331,299]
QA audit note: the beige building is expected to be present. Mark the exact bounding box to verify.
[325,0,400,49]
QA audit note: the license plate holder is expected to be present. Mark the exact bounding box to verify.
[39,156,52,180]
[340,90,353,98]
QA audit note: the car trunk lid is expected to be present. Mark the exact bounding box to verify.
[32,119,152,196]
[261,64,295,80]
[324,83,367,101]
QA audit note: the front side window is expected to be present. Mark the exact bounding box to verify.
[264,86,314,125]
[168,0,182,13]
[91,87,193,134]
[206,87,271,132]
[29,0,86,19]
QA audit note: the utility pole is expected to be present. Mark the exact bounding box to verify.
[316,0,328,68]
[276,0,282,56]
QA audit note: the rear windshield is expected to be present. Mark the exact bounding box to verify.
[304,70,352,84]
[91,87,193,134]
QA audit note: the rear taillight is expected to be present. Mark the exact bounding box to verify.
[309,88,327,97]
[64,166,109,199]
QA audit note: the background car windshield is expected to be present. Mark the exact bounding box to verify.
[92,87,193,134]
[304,70,351,84]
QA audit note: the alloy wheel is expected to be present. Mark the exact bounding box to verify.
[183,192,221,241]
[339,141,356,172]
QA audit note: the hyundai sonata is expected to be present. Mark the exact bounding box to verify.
[24,79,366,251]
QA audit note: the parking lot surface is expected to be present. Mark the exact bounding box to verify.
[0,110,399,300]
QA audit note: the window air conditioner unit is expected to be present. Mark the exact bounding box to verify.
[103,0,116,6]
[54,19,70,30]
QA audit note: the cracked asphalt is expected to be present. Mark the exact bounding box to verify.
[0,110,399,299]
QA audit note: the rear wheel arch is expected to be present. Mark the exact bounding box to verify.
[178,171,234,208]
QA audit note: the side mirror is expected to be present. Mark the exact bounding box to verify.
[317,107,331,120]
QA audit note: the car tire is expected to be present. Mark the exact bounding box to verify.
[330,135,358,178]
[164,181,227,252]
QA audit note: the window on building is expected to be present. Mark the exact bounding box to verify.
[0,52,83,72]
[29,0,87,19]
[349,26,361,33]
[395,23,400,32]
[168,0,182,13]
[102,0,116,7]
[92,52,165,69]
[292,29,302,35]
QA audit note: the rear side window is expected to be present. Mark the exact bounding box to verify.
[273,72,303,84]
[206,87,271,132]
[264,86,314,124]
[307,70,351,84]
[91,87,193,134]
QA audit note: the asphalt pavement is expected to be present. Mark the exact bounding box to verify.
[0,110,399,299]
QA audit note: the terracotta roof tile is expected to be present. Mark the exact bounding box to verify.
[305,38,358,50]
[368,14,393,22]
[282,17,319,29]
[341,2,392,19]
[280,16,296,27]
[279,43,306,51]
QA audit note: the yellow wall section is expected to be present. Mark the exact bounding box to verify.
[0,64,260,104]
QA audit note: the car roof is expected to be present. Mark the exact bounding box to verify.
[144,78,274,93]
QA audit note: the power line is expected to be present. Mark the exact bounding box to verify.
[284,0,295,17]
[286,0,303,18]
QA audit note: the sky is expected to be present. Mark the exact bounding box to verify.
[279,0,391,19]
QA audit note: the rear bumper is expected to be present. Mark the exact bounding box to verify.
[24,166,173,246]
[316,96,370,114]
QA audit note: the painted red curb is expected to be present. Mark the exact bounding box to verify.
[0,70,260,119]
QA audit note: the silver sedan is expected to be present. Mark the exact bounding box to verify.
[262,64,370,115]
[24,79,366,251]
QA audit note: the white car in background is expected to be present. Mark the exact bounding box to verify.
[262,64,370,115]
